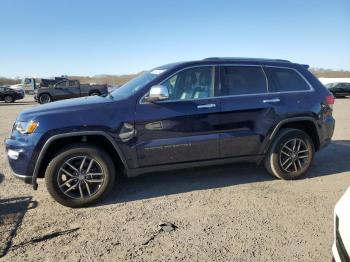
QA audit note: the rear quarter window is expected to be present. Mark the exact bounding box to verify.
[264,67,311,92]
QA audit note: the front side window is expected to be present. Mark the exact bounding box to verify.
[162,66,215,100]
[220,66,267,96]
[56,81,68,88]
[264,67,310,92]
[68,80,78,87]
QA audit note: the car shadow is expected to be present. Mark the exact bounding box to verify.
[0,101,36,106]
[100,140,350,206]
[0,197,38,258]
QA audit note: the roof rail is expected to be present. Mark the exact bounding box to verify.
[202,57,291,63]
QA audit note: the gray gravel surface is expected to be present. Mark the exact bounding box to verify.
[0,96,349,261]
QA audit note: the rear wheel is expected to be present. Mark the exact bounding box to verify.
[45,144,116,208]
[89,91,100,96]
[4,95,14,103]
[39,94,52,104]
[264,128,314,180]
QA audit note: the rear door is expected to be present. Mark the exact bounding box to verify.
[218,65,281,157]
[135,66,221,167]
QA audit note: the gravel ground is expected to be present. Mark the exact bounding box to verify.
[0,96,349,261]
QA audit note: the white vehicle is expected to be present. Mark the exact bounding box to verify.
[10,77,37,94]
[333,186,350,262]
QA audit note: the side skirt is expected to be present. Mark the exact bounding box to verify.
[126,155,264,177]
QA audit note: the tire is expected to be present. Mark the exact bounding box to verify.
[39,94,52,104]
[45,144,116,208]
[264,128,314,180]
[4,95,14,103]
[89,91,100,96]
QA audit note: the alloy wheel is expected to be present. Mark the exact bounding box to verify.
[4,96,13,103]
[279,138,310,173]
[40,94,51,104]
[57,156,105,199]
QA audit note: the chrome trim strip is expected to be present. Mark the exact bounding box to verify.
[139,63,315,104]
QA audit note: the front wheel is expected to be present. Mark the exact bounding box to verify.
[39,94,52,104]
[45,144,116,208]
[264,128,314,180]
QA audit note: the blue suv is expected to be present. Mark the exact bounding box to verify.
[5,58,335,207]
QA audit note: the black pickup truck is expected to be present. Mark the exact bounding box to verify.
[35,79,108,104]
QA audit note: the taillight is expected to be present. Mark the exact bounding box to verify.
[325,95,334,109]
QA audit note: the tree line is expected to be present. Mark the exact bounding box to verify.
[1,68,350,86]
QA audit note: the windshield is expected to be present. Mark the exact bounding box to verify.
[111,71,162,98]
[110,63,179,98]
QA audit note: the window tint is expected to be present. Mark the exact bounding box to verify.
[220,66,267,96]
[0,87,4,92]
[264,67,310,92]
[56,81,68,88]
[162,66,215,100]
[68,80,78,87]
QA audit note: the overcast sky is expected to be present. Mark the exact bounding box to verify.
[1,0,349,78]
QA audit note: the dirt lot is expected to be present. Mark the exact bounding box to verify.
[0,96,349,261]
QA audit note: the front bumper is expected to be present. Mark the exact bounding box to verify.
[12,172,33,184]
[5,133,43,185]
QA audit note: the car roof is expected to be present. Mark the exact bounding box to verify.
[202,57,292,63]
[177,57,307,69]
[153,57,309,73]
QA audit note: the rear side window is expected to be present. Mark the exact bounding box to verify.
[220,66,267,96]
[264,67,310,92]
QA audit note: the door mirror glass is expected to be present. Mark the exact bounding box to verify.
[145,85,169,102]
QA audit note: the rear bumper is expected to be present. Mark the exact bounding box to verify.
[319,116,335,150]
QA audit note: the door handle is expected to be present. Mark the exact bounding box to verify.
[197,103,216,109]
[263,98,280,103]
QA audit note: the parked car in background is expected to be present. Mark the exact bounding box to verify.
[0,85,25,103]
[34,79,108,104]
[333,186,350,262]
[5,57,335,207]
[326,82,350,98]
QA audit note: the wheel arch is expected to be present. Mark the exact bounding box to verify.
[89,90,101,95]
[38,92,52,101]
[32,131,128,189]
[264,117,321,154]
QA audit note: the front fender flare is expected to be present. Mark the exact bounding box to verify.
[31,131,127,190]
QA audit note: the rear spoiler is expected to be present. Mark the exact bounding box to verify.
[301,64,310,69]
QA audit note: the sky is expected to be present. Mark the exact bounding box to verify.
[0,0,349,78]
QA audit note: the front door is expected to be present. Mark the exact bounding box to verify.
[134,66,221,167]
[54,80,80,100]
[218,65,280,157]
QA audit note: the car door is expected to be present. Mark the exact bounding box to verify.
[0,87,4,100]
[54,80,80,100]
[218,65,281,157]
[344,83,350,95]
[134,66,221,167]
[54,80,69,100]
[67,80,81,98]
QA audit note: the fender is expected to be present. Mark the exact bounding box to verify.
[31,131,128,190]
[261,116,321,155]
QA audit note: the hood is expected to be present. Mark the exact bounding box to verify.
[10,84,23,90]
[19,95,115,121]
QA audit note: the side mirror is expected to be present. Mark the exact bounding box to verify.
[144,85,169,102]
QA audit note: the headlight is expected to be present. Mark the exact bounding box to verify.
[15,120,39,134]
